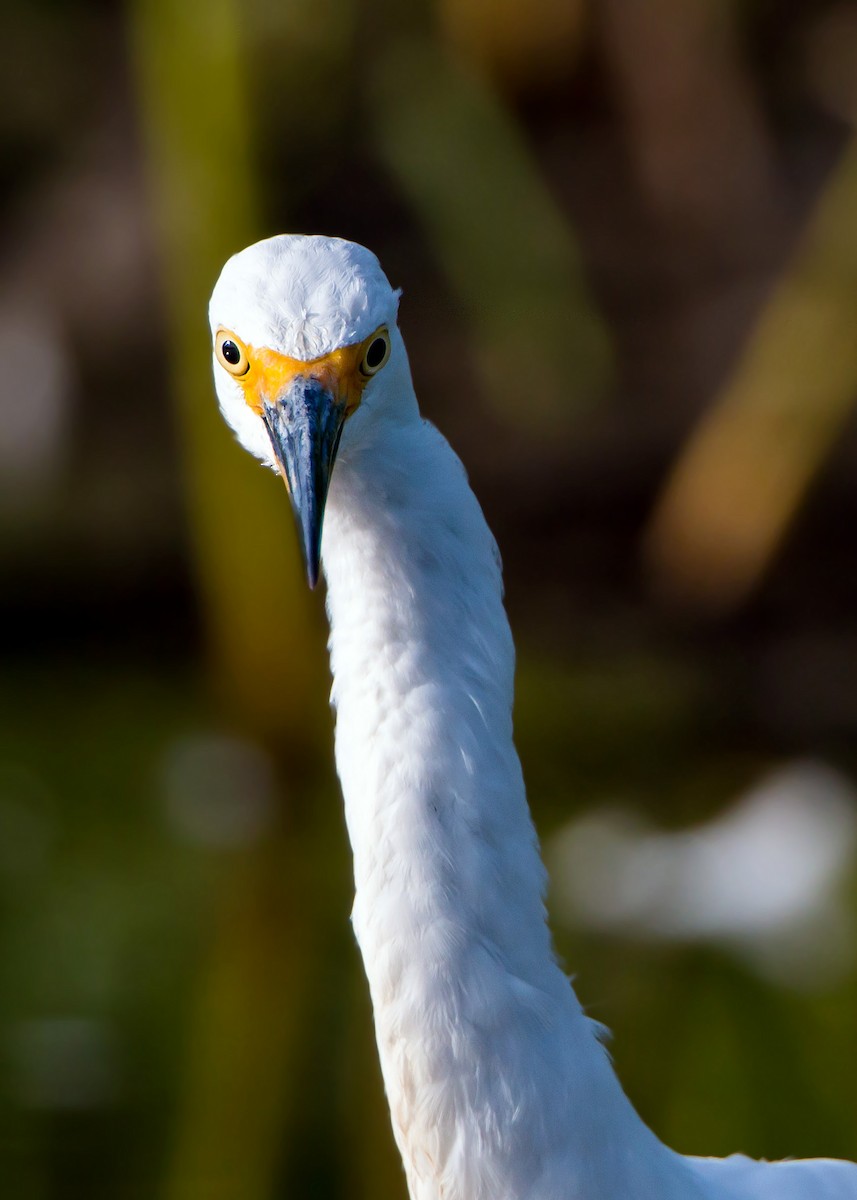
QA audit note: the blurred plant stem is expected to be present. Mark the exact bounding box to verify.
[370,39,612,431]
[129,0,326,740]
[161,835,317,1200]
[645,137,857,611]
[130,3,331,1199]
[437,0,586,94]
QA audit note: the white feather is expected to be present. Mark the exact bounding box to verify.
[210,234,857,1200]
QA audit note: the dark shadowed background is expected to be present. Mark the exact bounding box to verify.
[3,1,857,1196]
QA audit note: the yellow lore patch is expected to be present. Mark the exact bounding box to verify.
[214,326,391,417]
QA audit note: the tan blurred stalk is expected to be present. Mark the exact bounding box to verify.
[438,0,586,94]
[129,0,325,739]
[370,39,612,430]
[645,138,857,611]
[130,3,331,1200]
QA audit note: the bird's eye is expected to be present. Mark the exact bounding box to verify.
[360,330,390,377]
[215,329,250,377]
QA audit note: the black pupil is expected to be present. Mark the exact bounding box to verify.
[222,340,241,365]
[366,337,386,369]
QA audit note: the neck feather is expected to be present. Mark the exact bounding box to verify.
[321,411,685,1200]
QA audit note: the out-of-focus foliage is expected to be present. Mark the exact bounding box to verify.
[645,135,857,611]
[371,38,612,425]
[3,0,857,1198]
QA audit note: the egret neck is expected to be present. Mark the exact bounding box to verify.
[321,407,692,1200]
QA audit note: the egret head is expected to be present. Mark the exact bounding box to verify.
[209,234,405,586]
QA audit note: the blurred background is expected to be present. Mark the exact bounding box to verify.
[3,0,857,1195]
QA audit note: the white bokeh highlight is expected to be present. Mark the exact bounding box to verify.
[547,761,857,988]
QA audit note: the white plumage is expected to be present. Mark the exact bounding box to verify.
[209,234,857,1200]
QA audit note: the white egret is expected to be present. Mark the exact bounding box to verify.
[209,234,857,1200]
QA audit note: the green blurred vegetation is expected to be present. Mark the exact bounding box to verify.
[3,0,857,1197]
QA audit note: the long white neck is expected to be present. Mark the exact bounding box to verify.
[322,403,697,1200]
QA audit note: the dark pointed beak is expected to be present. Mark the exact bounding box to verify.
[261,377,347,588]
